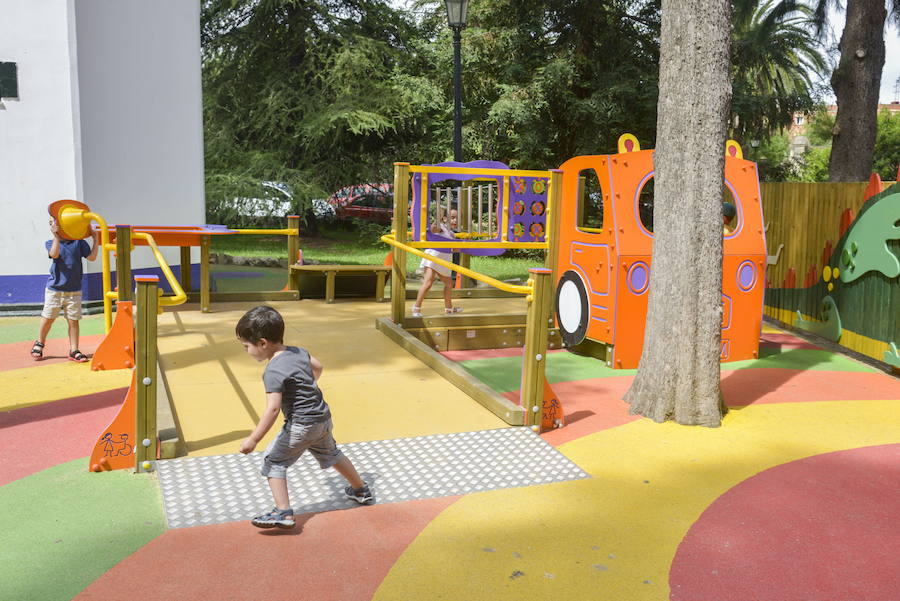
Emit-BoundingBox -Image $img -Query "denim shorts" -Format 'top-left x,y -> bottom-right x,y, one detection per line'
260,418 -> 345,479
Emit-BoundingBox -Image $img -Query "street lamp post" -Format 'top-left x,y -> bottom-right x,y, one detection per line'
445,0 -> 469,162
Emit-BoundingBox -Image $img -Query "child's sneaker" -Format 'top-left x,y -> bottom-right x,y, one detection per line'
250,507 -> 295,529
444,307 -> 463,315
344,483 -> 375,505
411,306 -> 423,317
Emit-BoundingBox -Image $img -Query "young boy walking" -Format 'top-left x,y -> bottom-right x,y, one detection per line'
236,305 -> 373,529
31,217 -> 99,362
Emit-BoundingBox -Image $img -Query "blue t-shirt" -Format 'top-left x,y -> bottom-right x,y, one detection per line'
46,239 -> 91,292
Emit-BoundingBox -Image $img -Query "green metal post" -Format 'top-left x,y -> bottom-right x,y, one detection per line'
134,275 -> 159,473
391,163 -> 410,323
115,225 -> 133,303
520,268 -> 552,429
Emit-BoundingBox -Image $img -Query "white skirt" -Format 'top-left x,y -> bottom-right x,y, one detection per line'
421,248 -> 453,277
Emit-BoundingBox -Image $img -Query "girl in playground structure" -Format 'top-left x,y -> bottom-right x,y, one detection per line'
412,207 -> 463,317
31,217 -> 99,362
236,305 -> 373,529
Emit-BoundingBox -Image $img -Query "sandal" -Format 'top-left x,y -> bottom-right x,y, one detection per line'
444,307 -> 463,314
31,340 -> 44,361
68,349 -> 88,363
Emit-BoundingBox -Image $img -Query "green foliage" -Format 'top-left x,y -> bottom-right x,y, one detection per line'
805,108 -> 834,146
795,145 -> 831,182
729,0 -> 827,140
200,0 -> 831,203
873,109 -> 900,181
351,218 -> 393,247
460,0 -> 662,163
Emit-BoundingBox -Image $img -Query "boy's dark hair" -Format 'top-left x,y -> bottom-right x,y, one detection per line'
235,305 -> 284,344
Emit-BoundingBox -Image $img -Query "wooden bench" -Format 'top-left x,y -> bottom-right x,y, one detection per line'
289,264 -> 391,303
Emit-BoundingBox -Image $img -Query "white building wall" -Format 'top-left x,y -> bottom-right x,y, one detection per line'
0,0 -> 204,295
73,0 -> 205,269
0,0 -> 81,278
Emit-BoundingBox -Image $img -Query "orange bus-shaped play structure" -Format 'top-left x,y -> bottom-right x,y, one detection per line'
553,134 -> 766,369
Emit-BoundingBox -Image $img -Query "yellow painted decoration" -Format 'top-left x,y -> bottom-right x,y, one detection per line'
828,282 -> 834,291
617,133 -> 641,153
832,266 -> 840,279
822,265 -> 832,282
725,139 -> 744,159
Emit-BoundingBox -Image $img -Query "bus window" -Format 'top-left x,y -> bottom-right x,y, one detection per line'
637,176 -> 654,233
723,184 -> 740,235
577,169 -> 604,234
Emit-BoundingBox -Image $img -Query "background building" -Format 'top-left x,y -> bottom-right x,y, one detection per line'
0,0 -> 204,307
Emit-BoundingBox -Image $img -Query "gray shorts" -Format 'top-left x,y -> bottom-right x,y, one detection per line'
260,418 -> 345,479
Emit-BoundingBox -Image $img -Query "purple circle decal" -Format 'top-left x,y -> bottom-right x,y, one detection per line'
737,261 -> 756,291
628,262 -> 649,294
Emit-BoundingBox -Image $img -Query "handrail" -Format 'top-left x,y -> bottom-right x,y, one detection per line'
131,233 -> 187,306
381,234 -> 532,296
84,212 -> 114,331
409,165 -> 552,178
233,228 -> 300,236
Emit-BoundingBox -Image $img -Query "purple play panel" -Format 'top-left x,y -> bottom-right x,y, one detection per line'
410,160 -> 548,257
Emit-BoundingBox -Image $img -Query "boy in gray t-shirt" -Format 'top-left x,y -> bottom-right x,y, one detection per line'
236,305 -> 373,529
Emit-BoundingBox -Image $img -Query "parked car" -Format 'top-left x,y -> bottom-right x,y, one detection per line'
327,183 -> 393,223
311,198 -> 336,222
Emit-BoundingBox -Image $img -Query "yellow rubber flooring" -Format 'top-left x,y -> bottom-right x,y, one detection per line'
157,297 -> 526,457
0,363 -> 130,412
373,399 -> 899,600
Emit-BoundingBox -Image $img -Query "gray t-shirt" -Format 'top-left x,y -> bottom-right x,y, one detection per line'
262,346 -> 331,424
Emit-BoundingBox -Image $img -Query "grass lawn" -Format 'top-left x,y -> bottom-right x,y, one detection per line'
211,225 -> 543,282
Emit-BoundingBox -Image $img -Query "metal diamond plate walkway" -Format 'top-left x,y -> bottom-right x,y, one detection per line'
157,427 -> 589,528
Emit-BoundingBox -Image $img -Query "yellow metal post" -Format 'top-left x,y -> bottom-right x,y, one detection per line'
134,275 -> 159,473
287,215 -> 300,265
520,268 -> 552,429
391,163 -> 410,323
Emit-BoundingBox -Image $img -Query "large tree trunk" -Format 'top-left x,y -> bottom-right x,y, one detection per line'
622,0 -> 731,427
828,0 -> 887,182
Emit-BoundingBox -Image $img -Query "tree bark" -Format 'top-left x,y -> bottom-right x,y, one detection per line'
622,0 -> 731,426
828,0 -> 887,182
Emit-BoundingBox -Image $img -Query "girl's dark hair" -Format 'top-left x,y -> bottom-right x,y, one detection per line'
235,305 -> 284,344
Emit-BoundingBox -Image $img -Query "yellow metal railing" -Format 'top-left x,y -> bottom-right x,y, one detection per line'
381,234 -> 532,297
233,228 -> 299,236
87,213 -> 188,331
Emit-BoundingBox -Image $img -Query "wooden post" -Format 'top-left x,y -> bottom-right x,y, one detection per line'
180,247 -> 192,293
200,234 -> 211,312
134,275 -> 159,473
391,163 -> 410,323
115,225 -> 133,303
520,268 -> 553,429
325,271 -> 336,303
376,271 -> 387,301
544,169 -> 563,275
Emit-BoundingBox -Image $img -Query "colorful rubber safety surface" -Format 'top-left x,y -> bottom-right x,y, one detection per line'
2,299 -> 899,601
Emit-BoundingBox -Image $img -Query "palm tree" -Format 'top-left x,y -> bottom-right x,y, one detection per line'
730,0 -> 828,141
